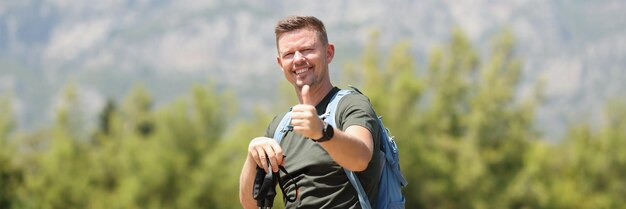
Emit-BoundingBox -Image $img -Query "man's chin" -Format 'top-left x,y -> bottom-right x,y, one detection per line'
295,80 -> 310,88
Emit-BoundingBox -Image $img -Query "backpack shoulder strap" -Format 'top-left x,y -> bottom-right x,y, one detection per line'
323,87 -> 373,209
273,111 -> 292,144
322,89 -> 354,123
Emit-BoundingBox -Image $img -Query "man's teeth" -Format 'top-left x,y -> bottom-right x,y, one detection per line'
296,68 -> 309,75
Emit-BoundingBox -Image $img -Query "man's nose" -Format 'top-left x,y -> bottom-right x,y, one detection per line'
293,51 -> 306,64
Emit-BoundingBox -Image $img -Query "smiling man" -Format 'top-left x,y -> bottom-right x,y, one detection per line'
239,16 -> 383,209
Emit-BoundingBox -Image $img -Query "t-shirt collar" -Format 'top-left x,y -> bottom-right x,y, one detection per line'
314,87 -> 340,115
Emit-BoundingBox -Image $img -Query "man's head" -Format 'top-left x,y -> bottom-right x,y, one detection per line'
275,16 -> 334,90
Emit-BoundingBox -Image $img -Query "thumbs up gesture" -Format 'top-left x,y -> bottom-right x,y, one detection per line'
291,85 -> 324,140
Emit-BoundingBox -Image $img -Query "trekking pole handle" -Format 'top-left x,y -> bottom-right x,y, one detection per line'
254,158 -> 277,209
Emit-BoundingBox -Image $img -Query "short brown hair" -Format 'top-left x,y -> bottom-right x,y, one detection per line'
274,16 -> 328,50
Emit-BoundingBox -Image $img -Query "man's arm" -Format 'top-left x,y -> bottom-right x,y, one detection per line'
318,125 -> 373,171
239,156 -> 258,209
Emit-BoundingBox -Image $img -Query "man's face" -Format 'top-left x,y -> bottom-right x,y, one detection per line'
276,28 -> 334,88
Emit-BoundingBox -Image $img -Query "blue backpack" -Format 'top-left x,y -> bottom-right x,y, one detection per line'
273,87 -> 408,209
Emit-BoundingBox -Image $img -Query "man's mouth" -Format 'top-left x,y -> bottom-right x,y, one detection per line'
295,67 -> 312,75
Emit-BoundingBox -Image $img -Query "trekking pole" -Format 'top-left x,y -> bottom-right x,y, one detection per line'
253,160 -> 277,209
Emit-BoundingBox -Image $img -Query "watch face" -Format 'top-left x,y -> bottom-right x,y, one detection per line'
325,123 -> 334,138
315,122 -> 333,142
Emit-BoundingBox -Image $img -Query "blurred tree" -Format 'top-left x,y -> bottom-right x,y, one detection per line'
0,93 -> 20,209
149,83 -> 235,208
96,99 -> 117,137
343,28 -> 542,209
121,85 -> 154,137
14,84 -> 94,209
89,82 -> 236,209
10,81 -> 239,209
0,94 -> 15,140
543,100 -> 626,209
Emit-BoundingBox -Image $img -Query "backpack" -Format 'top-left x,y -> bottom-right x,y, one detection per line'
272,87 -> 408,209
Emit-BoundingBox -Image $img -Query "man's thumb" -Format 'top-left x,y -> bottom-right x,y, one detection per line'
301,85 -> 311,105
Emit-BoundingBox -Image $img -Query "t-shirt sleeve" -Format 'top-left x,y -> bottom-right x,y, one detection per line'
336,93 -> 380,142
264,115 -> 280,138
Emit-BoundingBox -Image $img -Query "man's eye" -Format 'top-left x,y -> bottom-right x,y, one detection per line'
301,49 -> 313,54
283,53 -> 294,59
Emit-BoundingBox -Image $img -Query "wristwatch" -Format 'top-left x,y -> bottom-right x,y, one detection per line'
313,122 -> 334,142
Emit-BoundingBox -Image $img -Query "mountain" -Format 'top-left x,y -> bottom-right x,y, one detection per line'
1,0 -> 625,140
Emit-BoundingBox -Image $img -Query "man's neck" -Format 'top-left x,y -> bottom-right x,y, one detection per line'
297,82 -> 333,106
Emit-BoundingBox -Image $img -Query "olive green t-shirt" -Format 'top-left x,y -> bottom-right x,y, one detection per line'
265,87 -> 383,209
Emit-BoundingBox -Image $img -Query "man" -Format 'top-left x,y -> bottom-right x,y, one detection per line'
239,16 -> 383,209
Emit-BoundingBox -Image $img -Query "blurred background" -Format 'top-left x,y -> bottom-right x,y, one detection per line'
1,0 -> 625,208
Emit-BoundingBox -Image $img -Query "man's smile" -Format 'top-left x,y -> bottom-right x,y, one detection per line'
294,67 -> 312,76
296,68 -> 309,74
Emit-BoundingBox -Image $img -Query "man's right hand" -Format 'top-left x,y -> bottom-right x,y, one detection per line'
248,137 -> 284,173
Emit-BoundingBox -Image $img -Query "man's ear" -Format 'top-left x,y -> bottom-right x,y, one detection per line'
276,56 -> 283,71
326,43 -> 335,64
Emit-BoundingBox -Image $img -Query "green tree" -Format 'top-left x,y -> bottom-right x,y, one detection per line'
15,84 -> 94,209
85,82 -> 236,209
149,83 -> 235,208
0,93 -> 20,209
343,28 -> 541,209
543,100 -> 626,209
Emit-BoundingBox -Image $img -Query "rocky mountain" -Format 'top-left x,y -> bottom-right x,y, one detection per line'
1,0 -> 625,140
